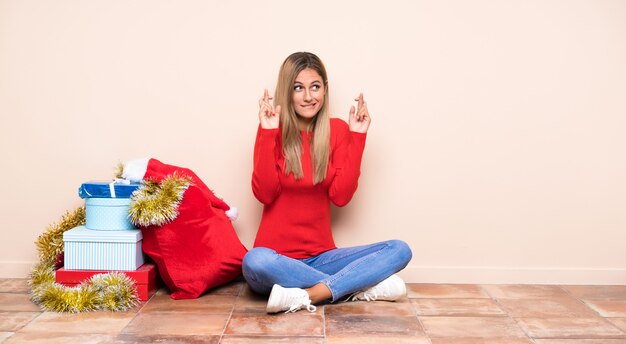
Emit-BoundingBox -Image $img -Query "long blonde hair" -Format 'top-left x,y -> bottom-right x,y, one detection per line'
275,52 -> 330,184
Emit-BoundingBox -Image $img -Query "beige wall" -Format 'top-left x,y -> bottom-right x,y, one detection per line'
1,0 -> 625,283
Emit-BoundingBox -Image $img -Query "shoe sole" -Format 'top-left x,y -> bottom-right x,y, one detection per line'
266,284 -> 283,313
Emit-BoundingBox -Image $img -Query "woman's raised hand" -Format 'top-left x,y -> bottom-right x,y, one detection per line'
348,93 -> 371,133
258,89 -> 281,129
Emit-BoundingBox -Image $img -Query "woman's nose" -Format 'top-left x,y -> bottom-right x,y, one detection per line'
304,89 -> 312,101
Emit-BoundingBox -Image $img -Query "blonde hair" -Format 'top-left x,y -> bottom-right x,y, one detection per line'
275,52 -> 330,184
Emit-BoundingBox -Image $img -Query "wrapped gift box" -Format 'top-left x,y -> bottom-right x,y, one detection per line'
85,197 -> 136,230
78,180 -> 141,199
55,263 -> 160,300
63,226 -> 144,271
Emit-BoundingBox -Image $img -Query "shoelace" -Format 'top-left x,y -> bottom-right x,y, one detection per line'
285,300 -> 317,313
346,289 -> 380,302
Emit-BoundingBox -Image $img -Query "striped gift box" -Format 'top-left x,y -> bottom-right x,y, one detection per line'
63,226 -> 144,271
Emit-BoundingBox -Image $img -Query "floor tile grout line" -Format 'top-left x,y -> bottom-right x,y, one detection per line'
321,304 -> 327,343
560,284 -> 626,334
559,284 -> 603,315
479,285 -> 537,342
601,317 -> 626,335
410,299 -> 434,344
407,290 -> 435,342
500,312 -> 535,342
103,298 -> 143,339
217,283 -> 244,341
478,284 -> 494,299
576,295 -> 610,318
510,316 -> 626,341
11,311 -> 43,333
410,290 -> 521,317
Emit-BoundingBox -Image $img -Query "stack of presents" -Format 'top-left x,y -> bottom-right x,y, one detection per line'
55,180 -> 161,300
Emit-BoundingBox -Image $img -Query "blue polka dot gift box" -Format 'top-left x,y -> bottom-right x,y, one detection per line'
78,180 -> 141,230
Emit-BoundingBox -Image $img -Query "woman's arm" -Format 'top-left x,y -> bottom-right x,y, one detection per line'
252,90 -> 282,204
329,93 -> 371,206
329,126 -> 367,206
252,126 -> 282,204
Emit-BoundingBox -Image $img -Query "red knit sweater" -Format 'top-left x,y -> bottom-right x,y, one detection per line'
252,118 -> 367,259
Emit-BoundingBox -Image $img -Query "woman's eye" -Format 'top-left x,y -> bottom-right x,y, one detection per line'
294,85 -> 303,91
312,85 -> 320,91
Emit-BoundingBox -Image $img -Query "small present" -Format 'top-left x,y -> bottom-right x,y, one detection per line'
85,197 -> 136,230
55,263 -> 161,300
63,226 -> 144,271
78,180 -> 141,199
79,180 -> 140,230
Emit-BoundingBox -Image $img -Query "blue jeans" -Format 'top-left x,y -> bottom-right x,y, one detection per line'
242,240 -> 412,302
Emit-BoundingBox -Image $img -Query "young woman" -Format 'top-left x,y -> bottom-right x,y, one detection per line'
243,52 -> 412,313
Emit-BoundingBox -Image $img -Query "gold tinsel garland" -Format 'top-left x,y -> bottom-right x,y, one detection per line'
128,173 -> 192,227
29,207 -> 139,312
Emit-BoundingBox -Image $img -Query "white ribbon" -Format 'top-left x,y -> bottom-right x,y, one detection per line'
108,178 -> 131,198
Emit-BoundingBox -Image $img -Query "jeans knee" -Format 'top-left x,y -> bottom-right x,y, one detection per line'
388,239 -> 412,266
242,247 -> 275,275
242,247 -> 279,295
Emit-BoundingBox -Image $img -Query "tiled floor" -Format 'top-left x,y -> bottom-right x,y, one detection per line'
1,278 -> 626,343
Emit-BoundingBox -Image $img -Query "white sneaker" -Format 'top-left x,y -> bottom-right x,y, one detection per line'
266,284 -> 317,314
349,274 -> 407,302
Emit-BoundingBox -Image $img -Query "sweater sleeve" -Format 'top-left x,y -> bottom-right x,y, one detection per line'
329,124 -> 367,207
251,125 -> 282,205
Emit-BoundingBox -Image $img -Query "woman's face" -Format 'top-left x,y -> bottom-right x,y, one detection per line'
292,68 -> 325,124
